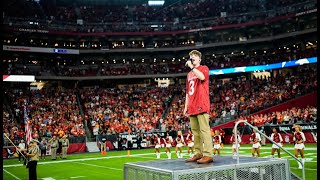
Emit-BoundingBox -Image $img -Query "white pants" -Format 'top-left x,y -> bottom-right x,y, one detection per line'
176,143 -> 183,148
155,144 -> 161,149
166,144 -> 172,148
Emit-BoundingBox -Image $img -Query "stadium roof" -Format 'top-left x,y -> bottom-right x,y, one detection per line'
56,0 -> 192,6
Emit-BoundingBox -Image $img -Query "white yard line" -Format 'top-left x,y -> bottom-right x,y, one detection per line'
290,167 -> 317,171
70,176 -> 86,179
74,162 -> 123,171
3,169 -> 21,180
3,148 -> 317,168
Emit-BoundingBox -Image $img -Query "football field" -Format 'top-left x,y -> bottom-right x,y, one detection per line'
3,144 -> 317,180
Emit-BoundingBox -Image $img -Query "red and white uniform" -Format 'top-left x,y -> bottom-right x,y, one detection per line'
230,134 -> 241,149
294,132 -> 306,150
186,133 -> 194,147
213,135 -> 221,149
176,135 -> 184,148
186,65 -> 210,115
154,137 -> 161,149
164,136 -> 173,148
250,132 -> 261,148
270,132 -> 283,149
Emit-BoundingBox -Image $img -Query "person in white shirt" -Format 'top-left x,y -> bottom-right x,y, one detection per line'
250,128 -> 261,157
17,139 -> 26,162
293,125 -> 306,169
230,130 -> 241,159
270,128 -> 283,158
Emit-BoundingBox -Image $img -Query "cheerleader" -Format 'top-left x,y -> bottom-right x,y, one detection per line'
154,134 -> 162,159
250,128 -> 261,157
270,128 -> 283,158
231,130 -> 241,159
213,130 -> 221,156
186,129 -> 194,157
175,131 -> 185,158
163,133 -> 173,159
293,125 -> 306,169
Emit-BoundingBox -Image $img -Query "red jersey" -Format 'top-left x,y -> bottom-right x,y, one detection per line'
294,132 -> 302,141
213,135 -> 221,143
176,135 -> 183,143
154,137 -> 160,145
186,65 -> 210,115
273,133 -> 281,143
187,133 -> 193,142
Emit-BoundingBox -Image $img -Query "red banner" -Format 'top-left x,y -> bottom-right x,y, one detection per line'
67,143 -> 86,154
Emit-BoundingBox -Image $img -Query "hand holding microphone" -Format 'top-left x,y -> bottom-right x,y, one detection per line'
185,58 -> 193,69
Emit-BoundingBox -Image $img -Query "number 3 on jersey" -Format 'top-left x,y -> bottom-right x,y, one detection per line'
189,80 -> 195,96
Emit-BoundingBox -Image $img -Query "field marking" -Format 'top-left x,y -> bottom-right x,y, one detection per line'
70,176 -> 86,179
42,178 -> 56,180
290,167 -> 317,171
3,169 -> 21,180
3,149 -> 317,168
3,153 -> 155,168
74,162 -> 123,171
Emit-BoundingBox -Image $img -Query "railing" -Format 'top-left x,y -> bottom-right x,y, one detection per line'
234,120 -> 305,180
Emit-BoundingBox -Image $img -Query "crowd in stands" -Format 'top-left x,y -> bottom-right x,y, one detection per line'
4,88 -> 86,144
3,105 -> 21,146
80,86 -> 179,137
3,0 -> 315,32
3,63 -> 317,144
240,106 -> 317,127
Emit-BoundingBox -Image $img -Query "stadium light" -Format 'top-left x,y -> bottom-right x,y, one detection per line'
148,0 -> 165,6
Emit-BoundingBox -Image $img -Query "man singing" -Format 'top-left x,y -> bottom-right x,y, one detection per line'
184,50 -> 213,164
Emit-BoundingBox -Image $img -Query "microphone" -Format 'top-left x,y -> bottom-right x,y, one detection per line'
185,58 -> 193,66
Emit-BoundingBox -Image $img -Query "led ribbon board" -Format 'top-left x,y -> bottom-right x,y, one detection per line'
3,75 -> 35,82
209,57 -> 317,75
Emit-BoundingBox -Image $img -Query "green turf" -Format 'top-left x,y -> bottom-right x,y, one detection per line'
3,144 -> 317,180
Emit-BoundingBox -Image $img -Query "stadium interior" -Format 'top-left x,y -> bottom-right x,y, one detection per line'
2,0 -> 317,180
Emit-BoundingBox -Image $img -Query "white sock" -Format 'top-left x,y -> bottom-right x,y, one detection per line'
189,153 -> 192,157
168,152 -> 171,159
180,153 -> 183,158
271,155 -> 274,158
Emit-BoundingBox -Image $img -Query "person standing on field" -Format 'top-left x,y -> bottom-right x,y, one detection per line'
60,135 -> 69,159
